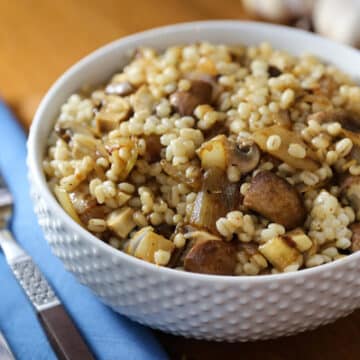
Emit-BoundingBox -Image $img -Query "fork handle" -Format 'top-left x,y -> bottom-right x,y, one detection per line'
38,304 -> 95,360
0,229 -> 27,264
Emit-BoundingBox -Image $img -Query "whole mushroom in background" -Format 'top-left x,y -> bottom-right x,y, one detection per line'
313,0 -> 360,48
242,0 -> 360,48
242,0 -> 314,22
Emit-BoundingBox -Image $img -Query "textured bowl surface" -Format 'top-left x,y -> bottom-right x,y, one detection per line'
28,21 -> 360,341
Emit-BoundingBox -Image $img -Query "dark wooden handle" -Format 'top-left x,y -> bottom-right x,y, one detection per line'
38,304 -> 95,360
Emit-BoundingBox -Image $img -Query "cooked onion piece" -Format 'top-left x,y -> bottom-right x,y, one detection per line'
54,185 -> 82,225
190,168 -> 240,234
253,125 -> 320,171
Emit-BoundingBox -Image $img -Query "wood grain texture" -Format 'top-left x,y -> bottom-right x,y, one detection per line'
1,1 -> 359,359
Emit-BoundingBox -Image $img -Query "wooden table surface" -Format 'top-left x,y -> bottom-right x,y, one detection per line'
1,1 -> 359,359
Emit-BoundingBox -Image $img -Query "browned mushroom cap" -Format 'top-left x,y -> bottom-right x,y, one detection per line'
184,240 -> 237,275
185,72 -> 222,101
170,79 -> 213,116
168,225 -> 213,268
350,223 -> 360,252
243,170 -> 306,229
340,175 -> 360,213
228,138 -> 260,174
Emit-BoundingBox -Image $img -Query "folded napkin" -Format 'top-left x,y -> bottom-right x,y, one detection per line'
0,101 -> 168,360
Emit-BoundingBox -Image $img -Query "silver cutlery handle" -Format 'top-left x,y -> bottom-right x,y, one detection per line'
0,230 -> 95,359
0,229 -> 27,264
0,331 -> 15,360
11,258 -> 60,312
0,229 -> 60,311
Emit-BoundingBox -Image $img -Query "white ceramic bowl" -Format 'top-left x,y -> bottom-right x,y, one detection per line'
27,21 -> 360,341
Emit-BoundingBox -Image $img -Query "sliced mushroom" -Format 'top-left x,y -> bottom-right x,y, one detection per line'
105,81 -> 135,96
350,223 -> 360,252
243,170 -> 306,229
190,167 -> 240,234
197,135 -> 260,174
168,227 -> 222,268
185,72 -> 222,101
228,138 -> 260,174
184,240 -> 237,275
340,175 -> 360,213
170,79 -> 213,116
95,96 -> 132,133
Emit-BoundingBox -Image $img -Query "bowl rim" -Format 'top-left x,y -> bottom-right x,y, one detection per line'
28,20 -> 360,283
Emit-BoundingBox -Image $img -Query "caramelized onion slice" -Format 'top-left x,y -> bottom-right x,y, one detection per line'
308,109 -> 360,147
54,185 -> 82,225
161,160 -> 202,190
190,167 -> 240,234
253,125 -> 319,171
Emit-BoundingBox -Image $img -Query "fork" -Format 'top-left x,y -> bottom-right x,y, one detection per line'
0,172 -> 95,360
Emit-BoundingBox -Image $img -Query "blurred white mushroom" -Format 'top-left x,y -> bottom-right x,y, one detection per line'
242,0 -> 314,22
313,0 -> 360,47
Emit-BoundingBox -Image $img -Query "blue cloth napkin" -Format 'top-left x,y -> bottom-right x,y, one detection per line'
0,101 -> 168,360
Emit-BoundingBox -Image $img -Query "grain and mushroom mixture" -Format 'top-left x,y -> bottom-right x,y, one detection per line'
43,42 -> 360,276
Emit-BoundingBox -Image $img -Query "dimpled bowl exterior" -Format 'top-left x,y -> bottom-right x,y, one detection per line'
28,21 -> 360,341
